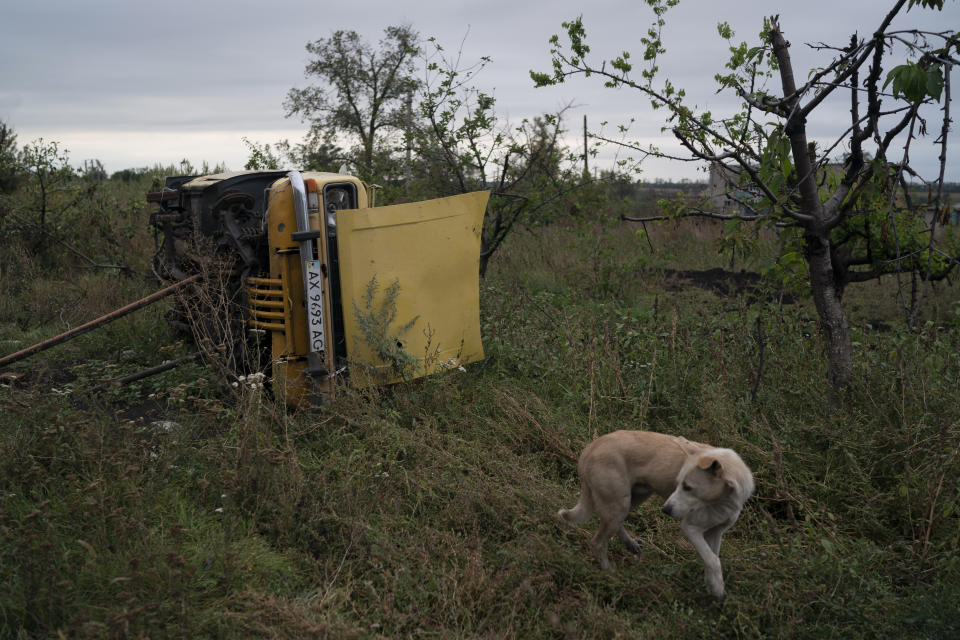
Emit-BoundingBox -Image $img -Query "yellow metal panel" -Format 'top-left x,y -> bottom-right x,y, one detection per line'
336,191 -> 489,386
260,173 -> 369,407
263,176 -> 339,406
264,178 -> 309,406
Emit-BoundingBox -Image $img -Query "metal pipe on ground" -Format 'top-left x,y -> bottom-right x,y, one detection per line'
0,274 -> 202,369
88,351 -> 203,393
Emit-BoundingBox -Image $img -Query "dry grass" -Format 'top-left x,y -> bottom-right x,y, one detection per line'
1,180 -> 959,638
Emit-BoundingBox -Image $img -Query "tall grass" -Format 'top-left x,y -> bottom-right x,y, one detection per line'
1,209 -> 958,637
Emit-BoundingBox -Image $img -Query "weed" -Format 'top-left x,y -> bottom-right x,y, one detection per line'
351,275 -> 420,382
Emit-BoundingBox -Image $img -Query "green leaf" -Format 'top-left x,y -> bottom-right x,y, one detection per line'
908,0 -> 944,9
925,66 -> 945,101
884,63 -> 937,102
746,46 -> 765,62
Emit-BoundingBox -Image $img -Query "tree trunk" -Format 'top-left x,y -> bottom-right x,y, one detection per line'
770,21 -> 854,397
805,234 -> 852,390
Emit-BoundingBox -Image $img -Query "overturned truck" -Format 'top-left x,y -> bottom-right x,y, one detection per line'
148,171 -> 489,406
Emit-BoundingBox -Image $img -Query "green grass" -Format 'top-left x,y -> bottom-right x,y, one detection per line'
1,204 -> 959,638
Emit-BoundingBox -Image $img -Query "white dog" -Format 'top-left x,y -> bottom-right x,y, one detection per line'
559,430 -> 754,600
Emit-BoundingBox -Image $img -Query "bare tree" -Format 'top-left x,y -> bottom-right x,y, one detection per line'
413,37 -> 582,276
534,0 -> 958,394
16,139 -> 76,239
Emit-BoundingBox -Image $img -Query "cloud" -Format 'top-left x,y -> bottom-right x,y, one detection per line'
1,0 -> 955,177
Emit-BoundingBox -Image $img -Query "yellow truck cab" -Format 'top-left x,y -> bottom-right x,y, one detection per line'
149,170 -> 488,406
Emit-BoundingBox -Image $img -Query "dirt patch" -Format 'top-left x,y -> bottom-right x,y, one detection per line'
1,356 -> 177,424
114,396 -> 167,423
655,267 -> 795,302
0,357 -> 78,389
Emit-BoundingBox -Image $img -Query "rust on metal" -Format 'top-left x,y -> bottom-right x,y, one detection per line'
0,274 -> 202,369
145,188 -> 181,203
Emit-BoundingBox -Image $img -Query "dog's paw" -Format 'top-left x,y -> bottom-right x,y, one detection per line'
622,538 -> 642,555
705,573 -> 725,601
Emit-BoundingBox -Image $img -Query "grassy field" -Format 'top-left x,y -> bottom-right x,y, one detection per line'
1,186 -> 959,638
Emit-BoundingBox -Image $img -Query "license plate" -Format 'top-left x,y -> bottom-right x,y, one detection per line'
305,260 -> 326,353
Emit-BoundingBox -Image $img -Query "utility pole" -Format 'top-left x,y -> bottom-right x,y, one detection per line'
405,89 -> 413,196
583,114 -> 589,177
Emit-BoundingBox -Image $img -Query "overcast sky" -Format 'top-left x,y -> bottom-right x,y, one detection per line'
1,0 -> 956,180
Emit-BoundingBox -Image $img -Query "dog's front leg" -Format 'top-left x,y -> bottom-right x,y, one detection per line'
680,522 -> 724,601
704,522 -> 729,556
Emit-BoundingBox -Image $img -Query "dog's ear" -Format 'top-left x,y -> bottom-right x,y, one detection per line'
699,456 -> 738,490
697,456 -> 722,475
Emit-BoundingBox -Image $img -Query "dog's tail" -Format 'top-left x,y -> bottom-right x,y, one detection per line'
558,484 -> 594,525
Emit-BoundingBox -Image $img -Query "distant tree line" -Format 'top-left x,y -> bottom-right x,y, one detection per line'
0,121 -> 237,273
